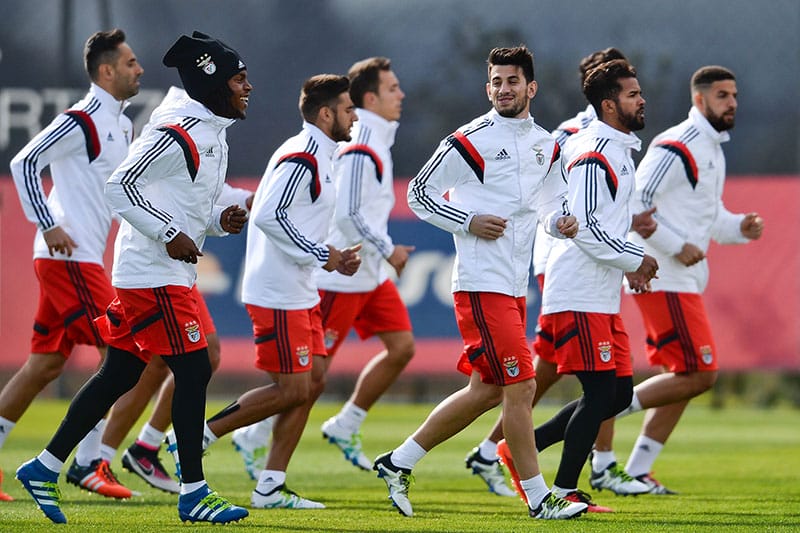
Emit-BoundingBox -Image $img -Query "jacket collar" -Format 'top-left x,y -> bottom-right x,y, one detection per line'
689,106 -> 731,144
302,121 -> 339,158
585,118 -> 642,152
488,108 -> 535,134
89,83 -> 131,115
355,108 -> 399,147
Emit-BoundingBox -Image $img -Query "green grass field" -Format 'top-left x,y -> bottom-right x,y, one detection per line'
1,398 -> 798,532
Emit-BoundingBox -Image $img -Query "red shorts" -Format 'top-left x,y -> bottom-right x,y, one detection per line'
97,285 -> 208,363
31,259 -> 115,357
246,304 -> 325,374
318,279 -> 412,357
550,311 -> 632,377
192,285 -> 216,336
633,292 -> 717,372
453,292 -> 534,386
531,274 -> 557,364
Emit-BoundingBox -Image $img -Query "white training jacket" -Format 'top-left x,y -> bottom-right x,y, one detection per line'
10,84 -> 133,265
533,105 -> 599,276
317,108 -> 399,293
629,107 -> 748,294
408,108 -> 570,298
543,119 -> 645,315
242,122 -> 338,310
106,87 -> 235,289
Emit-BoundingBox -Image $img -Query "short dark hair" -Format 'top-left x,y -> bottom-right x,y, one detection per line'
299,74 -> 350,123
582,59 -> 637,117
691,65 -> 736,92
348,57 -> 391,108
84,29 -> 127,81
487,45 -> 534,83
579,47 -> 627,84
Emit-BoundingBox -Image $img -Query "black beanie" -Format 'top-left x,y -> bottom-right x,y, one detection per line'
162,31 -> 246,103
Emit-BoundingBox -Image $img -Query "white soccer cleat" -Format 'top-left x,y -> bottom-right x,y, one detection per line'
589,462 -> 650,495
250,484 -> 325,509
373,452 -> 414,517
464,447 -> 516,497
232,427 -> 269,480
529,492 -> 588,519
321,416 -> 372,471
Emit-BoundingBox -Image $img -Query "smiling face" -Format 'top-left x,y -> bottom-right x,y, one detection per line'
486,64 -> 537,119
226,70 -> 252,119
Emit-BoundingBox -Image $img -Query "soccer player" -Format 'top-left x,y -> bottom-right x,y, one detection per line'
467,47 -> 631,500
592,65 -> 764,494
372,45 -> 586,520
166,74 -> 361,510
15,31 -> 252,524
1,29 -> 143,501
506,59 -> 658,510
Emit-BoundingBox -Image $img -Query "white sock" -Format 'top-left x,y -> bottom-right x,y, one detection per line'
551,484 -> 574,498
390,437 -> 427,470
337,401 -> 367,434
592,450 -> 617,472
75,419 -> 105,467
625,435 -> 664,477
37,449 -> 64,473
244,417 -> 274,442
181,480 -> 206,495
100,444 -> 117,464
137,422 -> 166,449
202,423 -> 218,450
0,416 -> 16,449
521,474 -> 550,509
257,469 -> 286,492
616,392 -> 643,419
478,438 -> 499,461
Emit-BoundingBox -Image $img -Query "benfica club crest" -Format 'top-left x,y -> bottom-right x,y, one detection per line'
598,341 -> 612,363
503,356 -> 520,377
185,321 -> 201,343
297,346 -> 310,367
700,345 -> 714,365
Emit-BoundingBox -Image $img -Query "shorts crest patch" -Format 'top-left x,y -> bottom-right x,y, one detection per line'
324,328 -> 339,350
297,345 -> 310,367
185,320 -> 201,343
598,341 -> 612,363
503,356 -> 520,378
700,345 -> 713,365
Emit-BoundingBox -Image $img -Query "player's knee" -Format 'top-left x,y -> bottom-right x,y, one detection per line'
692,370 -> 718,395
386,335 -> 415,365
26,354 -> 66,385
206,334 -> 221,372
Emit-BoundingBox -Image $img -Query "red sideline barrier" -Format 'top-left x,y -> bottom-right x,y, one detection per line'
1,176 -> 798,375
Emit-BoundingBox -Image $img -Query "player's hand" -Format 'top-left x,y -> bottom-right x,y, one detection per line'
625,272 -> 652,293
675,242 -> 705,266
556,215 -> 578,238
635,253 -> 659,281
740,212 -> 764,240
388,244 -> 415,277
337,244 -> 362,276
221,205 -> 248,234
632,206 -> 658,238
323,244 -> 343,272
166,232 -> 203,263
468,214 -> 507,240
43,226 -> 78,257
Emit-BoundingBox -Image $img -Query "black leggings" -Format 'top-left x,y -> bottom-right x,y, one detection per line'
534,372 -> 633,489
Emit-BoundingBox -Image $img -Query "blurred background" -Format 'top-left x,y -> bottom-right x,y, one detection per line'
1,0 -> 798,405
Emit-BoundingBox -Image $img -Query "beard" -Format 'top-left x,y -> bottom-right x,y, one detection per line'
330,118 -> 352,142
706,108 -> 735,131
619,106 -> 645,132
494,95 -> 528,118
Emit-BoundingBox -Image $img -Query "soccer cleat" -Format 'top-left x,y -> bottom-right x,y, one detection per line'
164,430 -> 182,482
373,452 -> 414,517
495,438 -> 527,504
589,461 -> 650,495
66,458 -> 132,499
0,468 -> 14,501
563,489 -> 614,513
529,491 -> 588,519
635,473 -> 678,495
250,484 -> 325,509
464,447 -> 516,497
321,416 -> 372,471
15,458 -> 66,524
178,484 -> 249,523
232,427 -> 269,480
122,443 -> 180,494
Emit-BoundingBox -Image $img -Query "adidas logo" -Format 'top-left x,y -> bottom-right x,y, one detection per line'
325,175 -> 332,183
107,132 -> 114,142
639,444 -> 650,452
708,161 -> 714,169
204,147 -> 215,157
620,164 -> 630,176
495,148 -> 511,160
